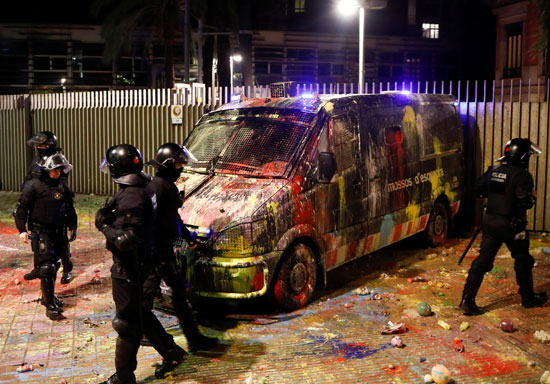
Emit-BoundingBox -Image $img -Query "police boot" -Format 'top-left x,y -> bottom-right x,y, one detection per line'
517,270 -> 548,308
175,297 -> 218,352
54,295 -> 64,308
154,346 -> 188,379
40,277 -> 64,321
99,373 -> 136,384
60,271 -> 73,285
459,272 -> 484,316
24,268 -> 40,281
60,256 -> 74,284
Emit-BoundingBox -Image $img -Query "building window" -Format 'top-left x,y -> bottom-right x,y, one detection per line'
504,22 -> 522,78
295,0 -> 305,13
422,23 -> 439,39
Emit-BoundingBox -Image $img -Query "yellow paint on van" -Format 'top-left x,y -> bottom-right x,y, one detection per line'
267,201 -> 280,247
338,175 -> 346,228
402,106 -> 416,128
405,203 -> 421,221
324,101 -> 334,113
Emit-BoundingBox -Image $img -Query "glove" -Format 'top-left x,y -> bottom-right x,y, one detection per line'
95,207 -> 111,231
178,189 -> 185,201
69,228 -> 77,242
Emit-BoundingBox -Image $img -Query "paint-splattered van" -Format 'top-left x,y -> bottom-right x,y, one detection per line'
176,91 -> 464,311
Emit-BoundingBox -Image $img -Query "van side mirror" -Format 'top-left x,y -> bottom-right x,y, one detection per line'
318,152 -> 336,183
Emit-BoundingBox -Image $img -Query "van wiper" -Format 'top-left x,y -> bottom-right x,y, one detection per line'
207,155 -> 221,174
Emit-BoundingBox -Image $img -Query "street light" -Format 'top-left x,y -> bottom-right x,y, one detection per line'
336,0 -> 387,94
230,54 -> 242,95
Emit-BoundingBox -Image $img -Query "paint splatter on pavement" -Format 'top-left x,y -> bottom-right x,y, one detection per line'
0,191 -> 549,383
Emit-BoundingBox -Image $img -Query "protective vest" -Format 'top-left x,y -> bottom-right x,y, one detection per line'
146,175 -> 184,242
106,184 -> 156,273
31,180 -> 69,227
484,164 -> 534,218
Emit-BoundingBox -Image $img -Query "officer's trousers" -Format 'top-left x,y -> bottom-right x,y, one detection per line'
463,214 -> 535,299
30,229 -> 64,308
111,270 -> 181,383
145,240 -> 203,344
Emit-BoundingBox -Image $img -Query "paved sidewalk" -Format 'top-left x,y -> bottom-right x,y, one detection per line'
0,191 -> 549,384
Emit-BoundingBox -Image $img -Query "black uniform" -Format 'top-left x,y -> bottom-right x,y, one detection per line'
14,174 -> 77,320
145,170 -> 216,352
98,176 -> 185,384
22,154 -> 73,281
461,162 -> 544,313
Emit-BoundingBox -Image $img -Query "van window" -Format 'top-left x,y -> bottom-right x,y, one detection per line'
419,103 -> 460,156
332,116 -> 358,171
183,108 -> 317,177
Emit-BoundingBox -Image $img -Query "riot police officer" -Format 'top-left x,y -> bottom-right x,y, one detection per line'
460,138 -> 548,315
14,154 -> 77,321
23,131 -> 74,285
145,143 -> 217,354
95,144 -> 187,384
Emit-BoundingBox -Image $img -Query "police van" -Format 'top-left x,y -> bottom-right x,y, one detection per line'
175,88 -> 464,311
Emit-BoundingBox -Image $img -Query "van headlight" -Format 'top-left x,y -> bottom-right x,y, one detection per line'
212,223 -> 253,256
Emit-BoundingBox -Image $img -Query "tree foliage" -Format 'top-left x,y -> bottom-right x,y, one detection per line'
92,0 -> 185,88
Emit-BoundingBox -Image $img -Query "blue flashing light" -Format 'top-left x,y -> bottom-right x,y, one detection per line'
301,93 -> 315,99
400,90 -> 411,95
231,94 -> 241,102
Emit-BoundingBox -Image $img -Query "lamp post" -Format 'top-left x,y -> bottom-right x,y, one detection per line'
336,0 -> 387,94
230,54 -> 242,95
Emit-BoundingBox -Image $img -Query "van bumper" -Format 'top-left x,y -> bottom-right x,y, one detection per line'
192,251 -> 283,299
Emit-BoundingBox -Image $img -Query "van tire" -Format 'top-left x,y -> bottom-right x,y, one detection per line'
272,243 -> 317,311
425,201 -> 448,247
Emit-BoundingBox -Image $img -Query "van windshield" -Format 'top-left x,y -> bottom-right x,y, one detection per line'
183,108 -> 317,177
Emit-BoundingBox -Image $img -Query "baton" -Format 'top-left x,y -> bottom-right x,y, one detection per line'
458,227 -> 481,265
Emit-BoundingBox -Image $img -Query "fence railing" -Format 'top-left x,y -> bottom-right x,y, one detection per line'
1,79 -> 549,231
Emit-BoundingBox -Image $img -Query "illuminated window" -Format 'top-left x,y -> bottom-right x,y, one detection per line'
295,0 -> 305,13
422,23 -> 439,39
504,22 -> 522,78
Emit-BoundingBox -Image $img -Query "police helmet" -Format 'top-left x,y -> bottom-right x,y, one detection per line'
27,131 -> 59,154
497,138 -> 542,165
41,154 -> 72,174
145,143 -> 196,169
100,144 -> 151,185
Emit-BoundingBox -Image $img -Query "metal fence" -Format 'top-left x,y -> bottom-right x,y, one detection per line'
1,79 -> 549,231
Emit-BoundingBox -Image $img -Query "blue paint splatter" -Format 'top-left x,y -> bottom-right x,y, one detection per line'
305,335 -> 390,359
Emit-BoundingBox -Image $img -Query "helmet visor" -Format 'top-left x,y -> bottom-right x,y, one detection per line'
182,146 -> 197,164
100,157 -> 110,174
530,143 -> 542,156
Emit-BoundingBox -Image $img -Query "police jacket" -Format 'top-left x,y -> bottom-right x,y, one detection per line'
103,181 -> 156,275
474,163 -> 535,219
146,173 -> 193,244
14,176 -> 77,233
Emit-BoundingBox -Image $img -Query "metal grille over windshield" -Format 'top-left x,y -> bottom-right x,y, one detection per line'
184,109 -> 316,177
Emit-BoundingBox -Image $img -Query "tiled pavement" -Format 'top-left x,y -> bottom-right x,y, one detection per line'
1,190 -> 550,383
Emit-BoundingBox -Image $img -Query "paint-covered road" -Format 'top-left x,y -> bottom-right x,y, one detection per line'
0,191 -> 549,383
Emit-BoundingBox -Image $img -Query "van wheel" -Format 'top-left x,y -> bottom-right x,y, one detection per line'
272,243 -> 317,311
425,201 -> 448,247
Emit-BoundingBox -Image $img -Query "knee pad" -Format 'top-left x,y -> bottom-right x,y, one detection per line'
112,316 -> 140,339
514,254 -> 535,270
40,263 -> 57,277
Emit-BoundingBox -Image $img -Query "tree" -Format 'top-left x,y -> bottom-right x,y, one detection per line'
92,0 -> 185,88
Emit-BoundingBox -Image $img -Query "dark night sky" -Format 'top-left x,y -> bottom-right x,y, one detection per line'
0,0 -> 99,24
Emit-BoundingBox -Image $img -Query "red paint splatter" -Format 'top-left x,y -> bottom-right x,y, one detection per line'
453,353 -> 524,377
0,223 -> 18,234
